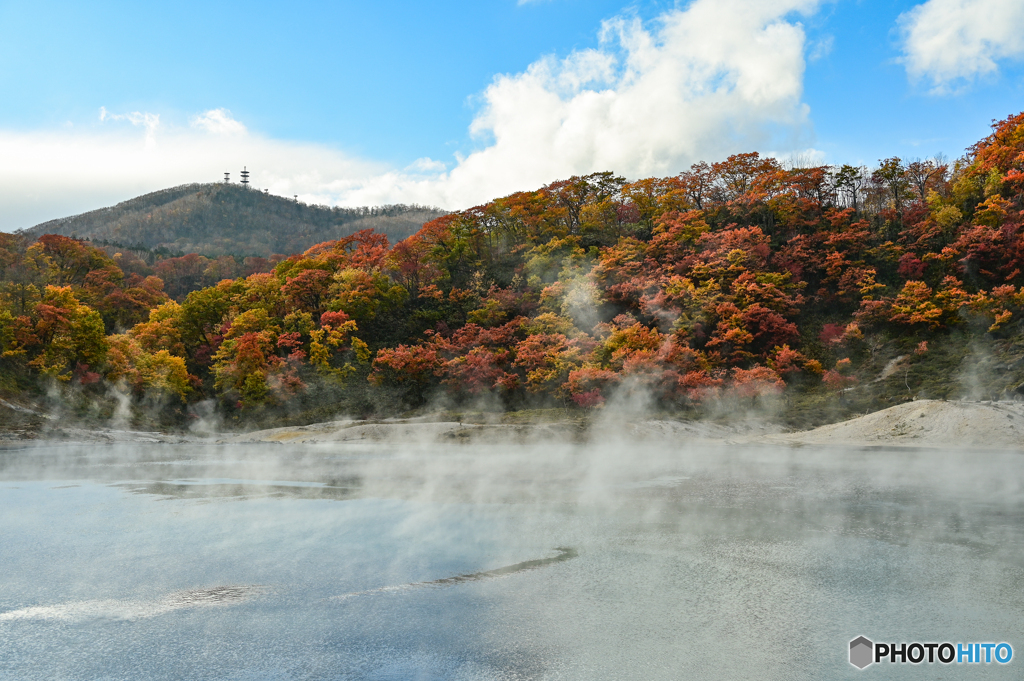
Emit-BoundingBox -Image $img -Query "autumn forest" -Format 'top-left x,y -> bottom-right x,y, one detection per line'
4,112 -> 1024,428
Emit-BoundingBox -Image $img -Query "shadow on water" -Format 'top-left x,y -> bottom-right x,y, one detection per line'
335,547 -> 579,600
115,478 -> 362,501
0,549 -> 578,623
162,585 -> 265,607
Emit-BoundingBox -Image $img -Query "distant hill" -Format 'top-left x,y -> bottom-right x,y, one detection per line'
19,183 -> 446,257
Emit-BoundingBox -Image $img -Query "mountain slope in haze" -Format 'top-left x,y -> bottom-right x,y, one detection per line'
19,183 -> 446,257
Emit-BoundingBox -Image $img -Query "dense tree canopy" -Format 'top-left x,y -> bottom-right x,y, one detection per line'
5,112 -> 1024,419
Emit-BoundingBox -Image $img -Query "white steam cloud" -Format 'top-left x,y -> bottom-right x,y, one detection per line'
0,0 -> 822,232
899,0 -> 1024,92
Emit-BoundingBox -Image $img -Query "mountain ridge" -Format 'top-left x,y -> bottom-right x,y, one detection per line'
19,183 -> 446,257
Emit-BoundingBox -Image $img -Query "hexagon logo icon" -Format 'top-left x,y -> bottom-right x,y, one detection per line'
850,636 -> 873,669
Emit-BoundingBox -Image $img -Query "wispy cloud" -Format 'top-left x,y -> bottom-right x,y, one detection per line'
899,0 -> 1024,93
404,157 -> 447,173
98,106 -> 161,147
808,35 -> 834,62
190,108 -> 247,135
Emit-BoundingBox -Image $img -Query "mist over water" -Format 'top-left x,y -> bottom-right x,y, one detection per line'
1,437 -> 1022,679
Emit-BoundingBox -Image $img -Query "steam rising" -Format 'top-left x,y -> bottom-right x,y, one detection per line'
1,423 -> 1022,678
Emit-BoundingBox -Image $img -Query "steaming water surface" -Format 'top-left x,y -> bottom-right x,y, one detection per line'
1,438 -> 1022,679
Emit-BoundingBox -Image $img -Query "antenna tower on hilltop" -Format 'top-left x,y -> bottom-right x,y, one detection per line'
240,167 -> 250,187
224,172 -> 230,183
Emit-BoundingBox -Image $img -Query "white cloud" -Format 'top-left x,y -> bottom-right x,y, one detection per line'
0,119 -> 386,231
191,108 -> 247,135
340,0 -> 822,208
1,0 -> 824,231
98,106 -> 161,147
808,35 -> 834,62
899,0 -> 1024,92
404,157 -> 447,173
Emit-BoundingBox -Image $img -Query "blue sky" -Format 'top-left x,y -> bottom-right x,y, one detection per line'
1,0 -> 1023,231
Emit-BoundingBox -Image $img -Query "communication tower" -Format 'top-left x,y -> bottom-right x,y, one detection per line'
224,172 -> 230,183
240,167 -> 250,187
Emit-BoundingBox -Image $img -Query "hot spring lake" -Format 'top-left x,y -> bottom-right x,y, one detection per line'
1,438 -> 1022,679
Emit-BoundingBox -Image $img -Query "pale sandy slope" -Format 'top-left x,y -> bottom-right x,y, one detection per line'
760,399 -> 1024,449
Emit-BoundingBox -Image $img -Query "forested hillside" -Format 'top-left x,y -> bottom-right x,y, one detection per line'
20,183 -> 445,257
4,112 -> 1024,429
